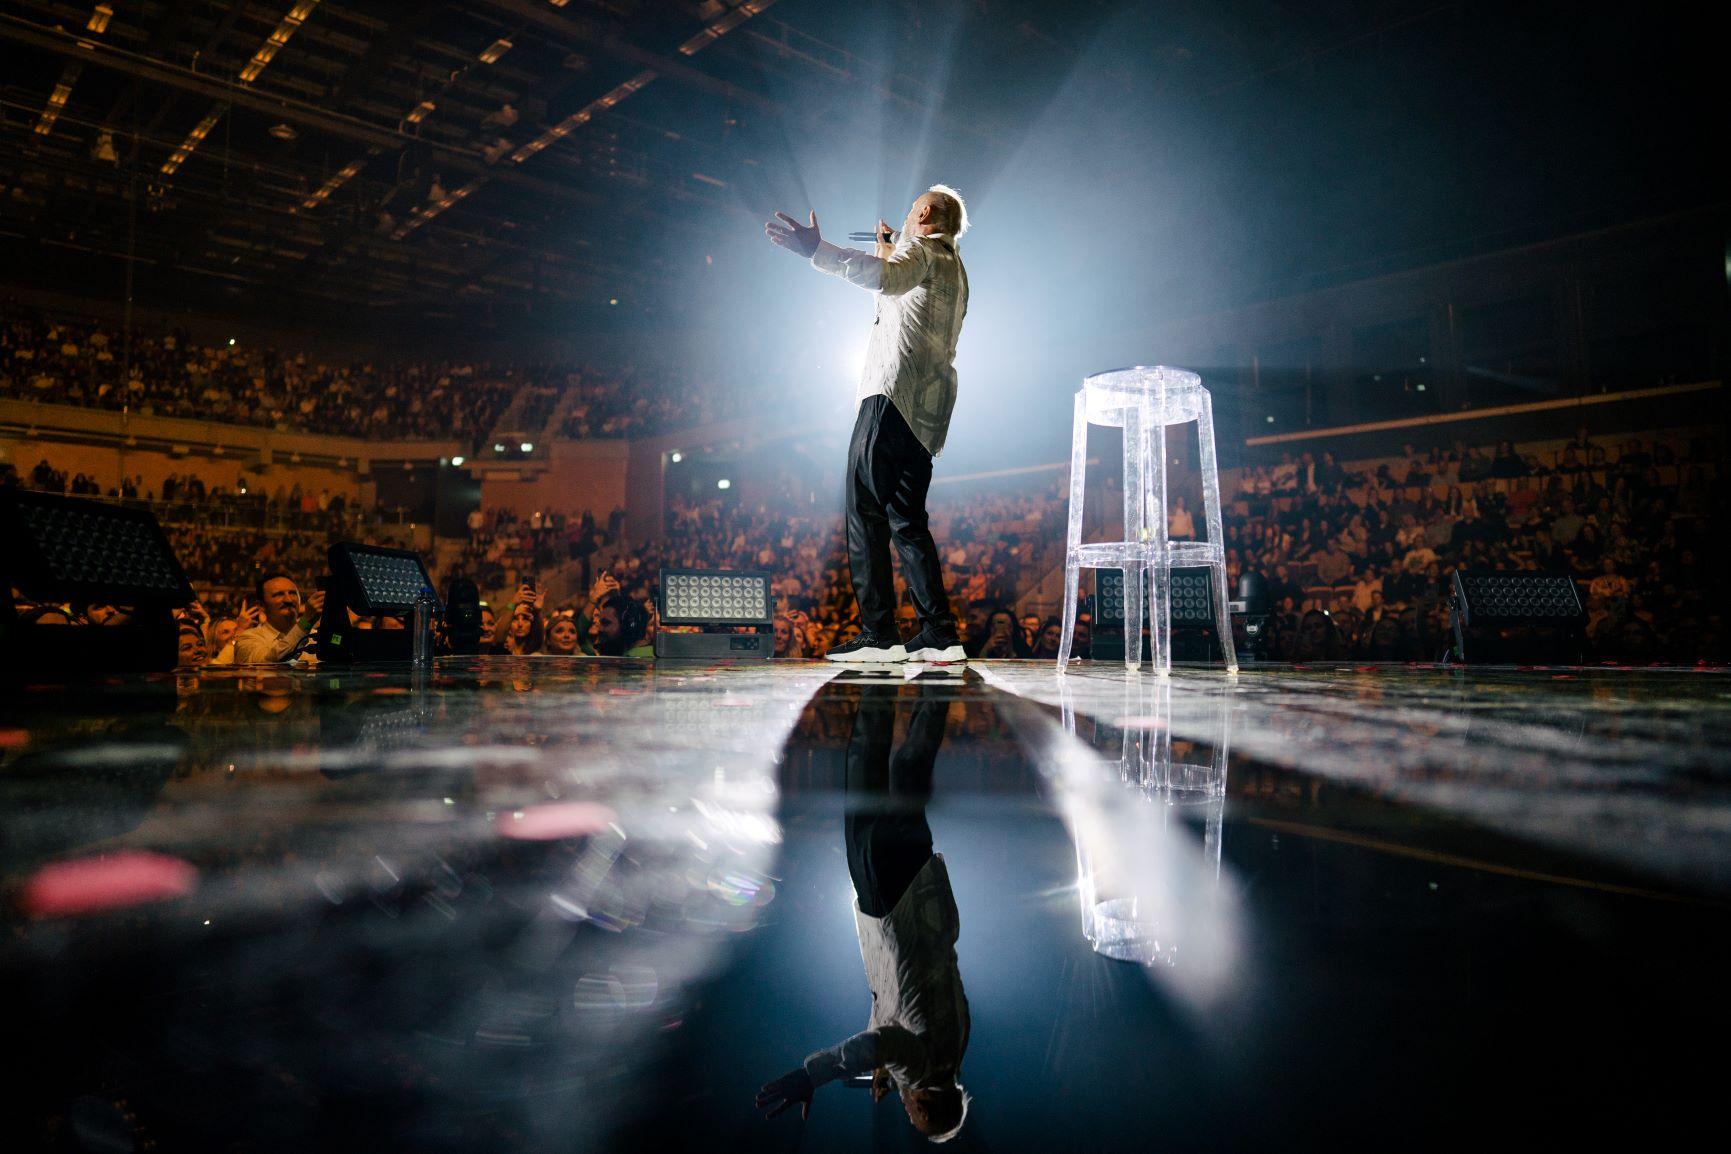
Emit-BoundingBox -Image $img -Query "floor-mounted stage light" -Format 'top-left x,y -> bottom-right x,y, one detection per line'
654,568 -> 772,659
1090,567 -> 1223,663
316,542 -> 441,664
0,490 -> 194,673
1229,571 -> 1272,663
1448,569 -> 1585,664
1095,568 -> 1128,625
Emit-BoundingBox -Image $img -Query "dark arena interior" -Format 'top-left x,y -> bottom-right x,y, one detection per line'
1,2 -> 1727,1151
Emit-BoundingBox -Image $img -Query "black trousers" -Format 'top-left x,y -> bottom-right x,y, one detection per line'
846,395 -> 953,639
844,683 -> 950,918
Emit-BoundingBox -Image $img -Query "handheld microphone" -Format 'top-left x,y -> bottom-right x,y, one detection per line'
847,230 -> 897,243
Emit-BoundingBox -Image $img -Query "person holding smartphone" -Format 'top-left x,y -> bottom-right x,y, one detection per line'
233,572 -> 325,663
500,581 -> 544,655
583,570 -> 652,658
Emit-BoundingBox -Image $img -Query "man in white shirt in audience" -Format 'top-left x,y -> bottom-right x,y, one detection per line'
233,571 -> 325,663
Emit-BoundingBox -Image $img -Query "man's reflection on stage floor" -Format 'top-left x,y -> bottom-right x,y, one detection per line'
756,677 -> 971,1143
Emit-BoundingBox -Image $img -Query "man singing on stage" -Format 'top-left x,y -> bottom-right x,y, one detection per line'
764,186 -> 971,664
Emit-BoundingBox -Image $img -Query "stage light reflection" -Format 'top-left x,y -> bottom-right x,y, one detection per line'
981,665 -> 1243,1007
21,850 -> 199,918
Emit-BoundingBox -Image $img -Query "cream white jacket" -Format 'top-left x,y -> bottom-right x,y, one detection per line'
810,233 -> 969,457
802,853 -> 970,1093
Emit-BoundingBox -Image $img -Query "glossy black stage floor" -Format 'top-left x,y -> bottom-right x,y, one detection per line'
2,658 -> 1727,1151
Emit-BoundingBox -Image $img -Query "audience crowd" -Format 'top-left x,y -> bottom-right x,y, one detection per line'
1,300 -> 523,442
1227,429 -> 1721,662
4,424 -> 1721,666
555,367 -> 765,439
2,301 -> 761,446
421,482 -> 1062,661
9,457 -> 389,532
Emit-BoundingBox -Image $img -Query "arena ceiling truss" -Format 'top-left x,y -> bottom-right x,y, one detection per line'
0,1 -> 1459,327
0,1 -> 827,321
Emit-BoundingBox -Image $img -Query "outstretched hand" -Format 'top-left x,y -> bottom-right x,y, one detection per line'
755,1068 -> 815,1121
764,210 -> 821,259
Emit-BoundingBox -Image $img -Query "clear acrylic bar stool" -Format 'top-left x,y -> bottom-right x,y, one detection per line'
1057,366 -> 1238,675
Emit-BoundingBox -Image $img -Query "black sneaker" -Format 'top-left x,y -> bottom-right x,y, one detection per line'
826,632 -> 908,663
904,625 -> 966,664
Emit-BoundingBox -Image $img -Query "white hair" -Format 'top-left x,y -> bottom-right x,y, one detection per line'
926,183 -> 970,239
923,1084 -> 971,1144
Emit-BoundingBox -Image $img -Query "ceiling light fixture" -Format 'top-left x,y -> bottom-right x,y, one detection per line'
34,80 -> 74,136
391,0 -> 770,238
240,1 -> 320,85
299,156 -> 367,211
165,2 -> 320,179
679,0 -> 775,56
391,175 -> 482,239
160,109 -> 221,175
510,71 -> 656,165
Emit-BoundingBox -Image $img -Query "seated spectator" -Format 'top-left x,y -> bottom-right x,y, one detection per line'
1169,496 -> 1196,541
773,613 -> 808,658
497,584 -> 545,655
1587,557 -> 1632,609
1271,454 -> 1298,495
1291,609 -> 1345,662
589,591 -> 652,657
233,572 -> 324,662
975,608 -> 1021,659
1030,617 -> 1064,660
961,601 -> 998,658
474,604 -> 502,652
177,622 -> 209,667
207,602 -> 263,664
1313,539 -> 1352,587
1313,451 -> 1343,493
1400,443 -> 1431,487
83,602 -> 133,626
544,613 -> 583,656
1019,613 -> 1041,654
1490,440 -> 1530,478
208,614 -> 242,654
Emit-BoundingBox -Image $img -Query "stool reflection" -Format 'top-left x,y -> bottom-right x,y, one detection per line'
1062,675 -> 1232,966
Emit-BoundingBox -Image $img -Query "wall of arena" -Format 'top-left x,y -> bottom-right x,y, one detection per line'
475,438 -> 632,524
